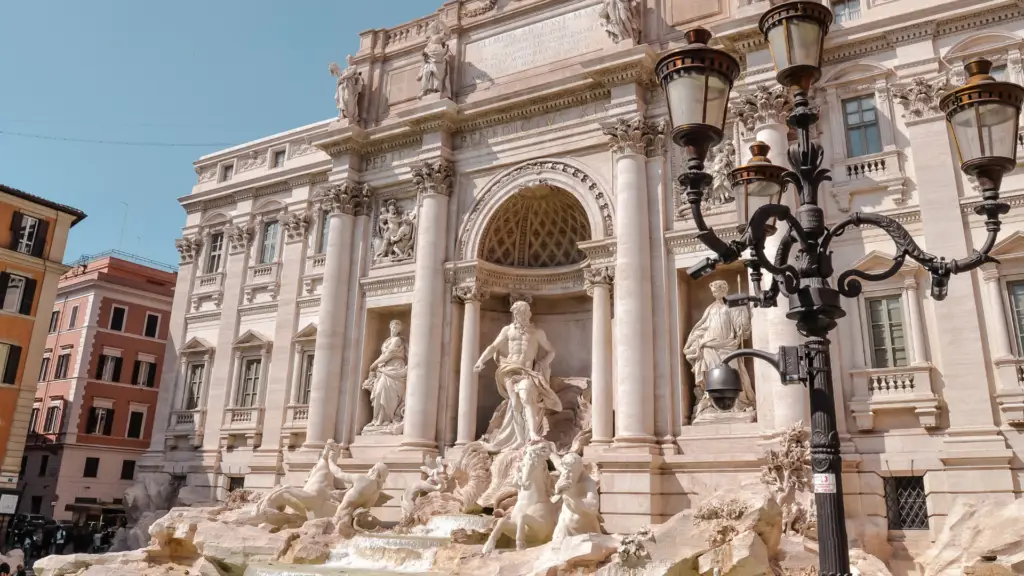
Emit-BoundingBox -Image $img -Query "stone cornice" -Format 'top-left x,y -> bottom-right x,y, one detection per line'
181,170 -> 330,214
446,259 -> 587,296
360,272 -> 416,298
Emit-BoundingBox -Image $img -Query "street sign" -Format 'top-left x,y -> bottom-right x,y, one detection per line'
0,493 -> 19,515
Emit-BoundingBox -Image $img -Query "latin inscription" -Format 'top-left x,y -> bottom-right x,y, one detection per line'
461,5 -> 608,88
457,101 -> 605,149
364,148 -> 415,172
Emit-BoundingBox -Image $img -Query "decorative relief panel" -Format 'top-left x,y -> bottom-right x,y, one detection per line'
372,197 -> 418,267
671,121 -> 740,220
361,273 -> 416,299
236,150 -> 268,173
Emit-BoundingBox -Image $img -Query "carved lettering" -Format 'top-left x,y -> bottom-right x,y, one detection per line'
363,148 -> 414,172
461,5 -> 609,88
457,102 -> 603,149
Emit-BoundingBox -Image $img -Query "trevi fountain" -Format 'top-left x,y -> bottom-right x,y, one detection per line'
24,0 -> 1024,574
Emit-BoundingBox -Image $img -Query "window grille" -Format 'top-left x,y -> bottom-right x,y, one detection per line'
884,476 -> 929,530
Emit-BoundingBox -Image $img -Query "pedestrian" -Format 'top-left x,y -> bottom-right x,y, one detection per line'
0,562 -> 10,576
54,526 -> 65,555
13,564 -> 24,576
91,530 -> 102,553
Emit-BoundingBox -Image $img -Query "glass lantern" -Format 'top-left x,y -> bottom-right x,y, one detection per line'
732,142 -> 787,235
759,1 -> 833,91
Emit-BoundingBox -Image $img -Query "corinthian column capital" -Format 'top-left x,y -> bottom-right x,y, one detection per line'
175,235 -> 202,264
413,159 -> 455,198
603,116 -> 663,156
730,83 -> 792,136
453,283 -> 489,303
584,266 -> 615,296
313,181 -> 372,216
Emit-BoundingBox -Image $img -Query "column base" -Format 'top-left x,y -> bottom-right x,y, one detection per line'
610,434 -> 659,454
399,437 -> 439,454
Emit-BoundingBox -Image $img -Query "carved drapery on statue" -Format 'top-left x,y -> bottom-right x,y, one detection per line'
598,0 -> 640,44
361,319 -> 407,435
329,56 -> 364,123
418,19 -> 453,99
683,280 -> 755,423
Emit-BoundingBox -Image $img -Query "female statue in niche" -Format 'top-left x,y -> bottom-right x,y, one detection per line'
361,319 -> 407,434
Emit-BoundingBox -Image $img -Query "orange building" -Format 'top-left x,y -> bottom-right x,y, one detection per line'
17,253 -> 175,521
0,184 -> 85,497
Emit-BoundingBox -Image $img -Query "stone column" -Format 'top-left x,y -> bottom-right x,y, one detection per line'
303,183 -> 367,448
585,267 -> 615,446
903,272 -> 929,365
982,267 -> 1013,361
402,159 -> 454,452
454,283 -> 487,446
733,84 -> 806,431
603,117 -> 658,447
290,344 -> 304,404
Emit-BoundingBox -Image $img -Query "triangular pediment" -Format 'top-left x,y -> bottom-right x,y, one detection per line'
180,337 -> 214,354
989,230 -> 1024,260
232,329 -> 271,349
848,250 -> 920,274
293,322 -> 318,341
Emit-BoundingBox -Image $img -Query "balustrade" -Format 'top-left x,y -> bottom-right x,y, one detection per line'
849,364 -> 940,431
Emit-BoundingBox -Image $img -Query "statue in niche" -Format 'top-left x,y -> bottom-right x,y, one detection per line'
418,19 -> 452,99
373,200 -> 416,263
361,319 -> 407,434
598,0 -> 641,44
683,280 -> 754,422
474,301 -> 562,453
329,56 -> 363,123
705,139 -> 737,207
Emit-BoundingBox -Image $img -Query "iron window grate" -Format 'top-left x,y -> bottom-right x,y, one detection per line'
884,475 -> 929,530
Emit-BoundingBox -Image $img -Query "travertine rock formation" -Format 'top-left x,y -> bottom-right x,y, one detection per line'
919,498 -> 1024,575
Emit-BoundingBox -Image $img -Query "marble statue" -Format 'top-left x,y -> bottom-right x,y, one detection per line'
252,440 -> 346,520
474,300 -> 562,453
683,280 -> 754,421
329,56 -> 363,123
332,461 -> 391,533
598,0 -> 641,44
418,19 -> 452,99
374,200 -> 416,263
706,140 -> 737,206
361,319 -> 408,434
482,441 -> 561,553
400,456 -> 448,523
550,452 -> 602,542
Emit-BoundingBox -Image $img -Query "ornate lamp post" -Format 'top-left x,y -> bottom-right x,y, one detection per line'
656,2 -> 1024,575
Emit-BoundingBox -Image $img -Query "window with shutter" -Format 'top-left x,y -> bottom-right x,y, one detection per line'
109,305 -> 127,331
18,277 -> 35,316
1,343 -> 21,385
28,407 -> 39,432
112,357 -> 123,382
39,356 -> 50,381
55,353 -> 71,379
43,405 -> 60,432
8,212 -> 23,251
2,274 -> 25,313
144,313 -> 160,338
31,219 -> 49,257
68,305 -> 79,329
49,311 -> 60,333
103,409 -> 115,436
127,411 -> 144,439
12,213 -> 40,255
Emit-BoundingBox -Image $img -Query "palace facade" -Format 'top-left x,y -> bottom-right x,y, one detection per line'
144,0 -> 1024,569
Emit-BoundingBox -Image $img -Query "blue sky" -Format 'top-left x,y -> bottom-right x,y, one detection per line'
0,0 -> 431,267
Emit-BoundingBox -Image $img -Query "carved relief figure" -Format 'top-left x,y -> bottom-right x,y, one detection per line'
706,140 -> 737,207
474,301 -> 562,453
418,19 -> 452,99
329,57 -> 363,122
550,452 -> 602,542
482,441 -> 561,553
373,200 -> 417,263
598,0 -> 641,44
683,280 -> 754,421
361,320 -> 407,434
400,456 -> 448,524
251,440 -> 346,521
332,462 -> 391,534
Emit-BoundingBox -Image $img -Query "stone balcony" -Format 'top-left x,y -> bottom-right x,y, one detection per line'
849,364 -> 941,431
301,254 -> 326,296
829,149 -> 907,212
220,406 -> 264,448
993,357 -> 1024,426
190,272 -> 224,311
280,404 -> 309,448
165,409 -> 205,449
244,261 -> 280,303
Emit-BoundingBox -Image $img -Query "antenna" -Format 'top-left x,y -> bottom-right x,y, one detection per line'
117,202 -> 129,251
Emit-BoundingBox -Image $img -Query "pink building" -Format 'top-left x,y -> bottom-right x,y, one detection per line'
17,252 -> 176,522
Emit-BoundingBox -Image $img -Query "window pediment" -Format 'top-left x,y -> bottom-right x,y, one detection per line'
988,230 -> 1024,261
232,329 -> 271,350
845,250 -> 920,289
181,337 -> 215,355
293,322 -> 317,342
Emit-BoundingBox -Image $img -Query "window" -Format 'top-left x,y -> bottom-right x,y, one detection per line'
0,272 -> 35,315
228,476 -> 245,492
49,310 -> 60,333
109,305 -> 127,332
30,496 -> 42,515
120,460 -> 136,481
19,456 -> 26,480
884,476 -> 928,530
133,359 -> 157,388
236,358 -> 262,407
38,454 -> 48,477
96,354 -> 122,383
220,163 -> 234,182
843,95 -> 883,158
10,213 -> 47,257
28,407 -> 39,432
272,149 -> 286,169
126,410 -> 145,439
86,406 -> 115,436
68,305 -> 79,329
991,64 -> 1008,82
259,221 -> 279,264
317,209 -> 331,254
867,295 -> 908,368
144,313 -> 160,338
39,356 -> 50,381
83,457 -> 99,478
832,0 -> 861,24
206,232 -> 224,274
43,405 -> 61,433
185,363 -> 205,410
1009,281 -> 1024,355
0,342 -> 22,385
298,352 -> 314,404
54,353 -> 71,379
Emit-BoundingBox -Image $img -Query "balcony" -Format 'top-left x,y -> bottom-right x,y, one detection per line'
302,254 -> 326,296
244,261 -> 281,303
169,409 -> 205,434
281,404 -> 309,448
220,406 -> 264,449
993,357 -> 1024,426
191,272 -> 225,312
849,364 -> 940,431
829,149 -> 907,212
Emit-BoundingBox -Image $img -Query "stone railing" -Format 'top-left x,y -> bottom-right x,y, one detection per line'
283,404 -> 309,429
310,254 -> 326,269
993,357 -> 1024,426
223,406 -> 263,429
194,272 -> 224,293
829,149 -> 907,211
167,409 -> 205,444
849,364 -> 940,431
248,261 -> 280,285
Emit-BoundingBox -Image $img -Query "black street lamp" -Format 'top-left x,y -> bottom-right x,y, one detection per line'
656,2 -> 1024,575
